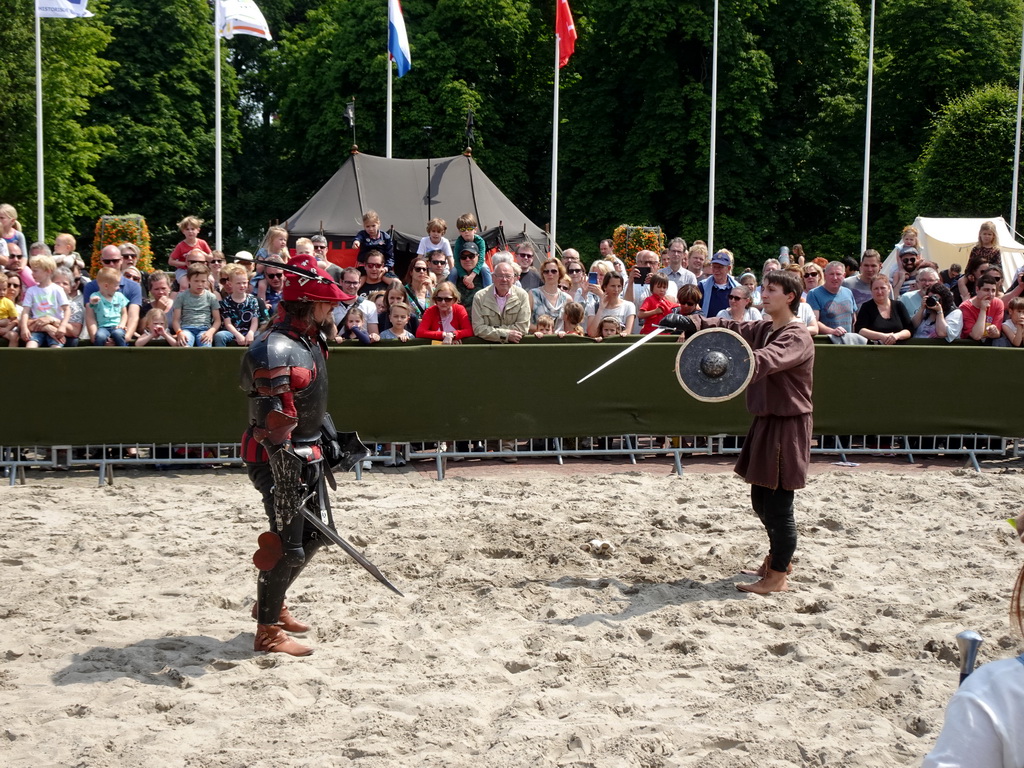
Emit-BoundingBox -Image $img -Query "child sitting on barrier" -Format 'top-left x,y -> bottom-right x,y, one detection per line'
86,267 -> 129,346
172,263 -> 220,347
134,308 -> 178,346
168,216 -> 211,291
20,255 -> 70,348
51,267 -> 83,346
215,264 -> 260,347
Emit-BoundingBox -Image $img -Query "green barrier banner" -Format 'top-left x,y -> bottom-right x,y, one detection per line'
3,340 -> 1022,445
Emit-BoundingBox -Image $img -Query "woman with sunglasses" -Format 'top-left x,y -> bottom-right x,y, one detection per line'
416,281 -> 473,344
801,263 -> 824,298
716,284 -> 762,322
403,257 -> 433,319
529,258 -> 569,331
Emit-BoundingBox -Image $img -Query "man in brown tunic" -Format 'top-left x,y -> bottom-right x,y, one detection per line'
665,269 -> 814,594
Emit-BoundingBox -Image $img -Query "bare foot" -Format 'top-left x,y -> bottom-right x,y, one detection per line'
739,556 -> 793,578
737,568 -> 789,594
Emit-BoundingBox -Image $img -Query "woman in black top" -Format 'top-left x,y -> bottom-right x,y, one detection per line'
854,274 -> 913,344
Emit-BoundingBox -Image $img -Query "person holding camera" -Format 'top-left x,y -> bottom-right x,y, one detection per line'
912,283 -> 962,341
624,249 -> 663,308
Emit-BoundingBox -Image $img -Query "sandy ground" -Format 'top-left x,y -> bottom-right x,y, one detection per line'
3,460 -> 1024,767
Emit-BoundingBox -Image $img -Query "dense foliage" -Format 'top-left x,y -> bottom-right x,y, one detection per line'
3,0 -> 1023,264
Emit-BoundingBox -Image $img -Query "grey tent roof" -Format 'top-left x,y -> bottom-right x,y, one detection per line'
285,153 -> 547,246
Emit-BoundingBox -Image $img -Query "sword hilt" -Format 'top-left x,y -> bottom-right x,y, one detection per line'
956,630 -> 984,686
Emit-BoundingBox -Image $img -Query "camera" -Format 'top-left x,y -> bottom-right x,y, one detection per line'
925,295 -> 939,309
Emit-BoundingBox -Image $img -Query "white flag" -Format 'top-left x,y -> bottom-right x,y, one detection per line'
216,0 -> 272,41
36,0 -> 94,19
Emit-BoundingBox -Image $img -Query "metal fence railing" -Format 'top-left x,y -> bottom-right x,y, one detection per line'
2,433 -> 1013,486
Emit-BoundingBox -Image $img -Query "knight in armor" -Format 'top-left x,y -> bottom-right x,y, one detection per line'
240,253 -> 352,656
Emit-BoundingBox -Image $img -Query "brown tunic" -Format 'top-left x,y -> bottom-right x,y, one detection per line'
691,317 -> 815,490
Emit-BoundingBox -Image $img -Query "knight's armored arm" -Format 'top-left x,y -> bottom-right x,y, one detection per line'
250,367 -> 309,564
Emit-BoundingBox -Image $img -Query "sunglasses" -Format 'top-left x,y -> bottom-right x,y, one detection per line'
125,274 -> 141,282
517,252 -> 533,258
187,260 -> 205,264
366,262 -> 385,268
542,269 -> 559,274
313,245 -> 328,250
804,272 -> 818,277
101,258 -> 121,264
567,268 -> 582,274
728,295 -> 745,301
209,259 -> 224,264
413,266 -> 428,273
459,253 -> 476,260
430,260 -> 446,266
266,273 -> 284,279
435,296 -> 454,303
680,300 -> 696,306
458,227 -> 475,232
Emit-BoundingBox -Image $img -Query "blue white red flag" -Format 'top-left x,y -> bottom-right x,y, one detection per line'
35,0 -> 93,19
216,0 -> 272,41
388,0 -> 411,77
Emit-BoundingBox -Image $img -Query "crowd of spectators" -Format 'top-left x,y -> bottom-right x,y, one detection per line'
3,204 -> 1023,350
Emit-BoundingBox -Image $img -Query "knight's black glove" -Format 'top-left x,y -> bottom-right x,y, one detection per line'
657,314 -> 697,337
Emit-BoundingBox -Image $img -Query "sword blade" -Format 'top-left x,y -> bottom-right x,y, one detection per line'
576,327 -> 667,385
297,505 -> 404,597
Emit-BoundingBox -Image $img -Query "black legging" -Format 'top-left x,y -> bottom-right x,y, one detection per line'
750,485 -> 797,573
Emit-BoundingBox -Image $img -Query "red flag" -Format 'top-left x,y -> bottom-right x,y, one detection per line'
556,0 -> 577,68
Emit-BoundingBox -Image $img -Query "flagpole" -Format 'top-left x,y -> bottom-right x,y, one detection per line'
707,0 -> 718,255
386,60 -> 393,158
35,10 -> 45,242
1013,10 -> 1024,234
860,0 -> 876,254
550,35 -> 560,256
214,24 -> 223,251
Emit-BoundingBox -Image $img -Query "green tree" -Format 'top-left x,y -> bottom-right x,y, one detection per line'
914,83 -> 1017,219
871,0 -> 1023,239
0,3 -> 114,239
88,0 -> 240,256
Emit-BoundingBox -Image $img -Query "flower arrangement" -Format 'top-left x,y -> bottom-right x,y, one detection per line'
92,215 -> 154,277
611,225 -> 664,270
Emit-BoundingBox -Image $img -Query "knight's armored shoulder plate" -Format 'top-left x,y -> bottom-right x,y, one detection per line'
240,329 -> 317,394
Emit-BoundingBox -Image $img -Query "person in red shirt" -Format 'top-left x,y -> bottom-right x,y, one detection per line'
637,273 -> 679,334
959,274 -> 1004,342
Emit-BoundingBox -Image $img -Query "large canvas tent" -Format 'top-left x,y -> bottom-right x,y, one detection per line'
285,152 -> 547,254
881,216 -> 1024,288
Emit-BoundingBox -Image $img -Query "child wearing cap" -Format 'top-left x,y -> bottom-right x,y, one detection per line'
453,213 -> 487,289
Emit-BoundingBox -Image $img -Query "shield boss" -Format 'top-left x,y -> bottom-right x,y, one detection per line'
674,327 -> 754,402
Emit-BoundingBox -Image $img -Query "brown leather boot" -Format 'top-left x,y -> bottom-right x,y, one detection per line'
251,603 -> 311,633
254,624 -> 313,656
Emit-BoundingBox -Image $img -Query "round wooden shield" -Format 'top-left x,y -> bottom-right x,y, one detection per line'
673,327 -> 754,402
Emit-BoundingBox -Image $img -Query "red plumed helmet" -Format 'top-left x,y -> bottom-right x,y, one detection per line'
280,254 -> 351,303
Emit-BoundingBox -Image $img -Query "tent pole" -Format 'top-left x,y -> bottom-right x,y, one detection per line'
860,0 -> 876,255
1013,11 -> 1024,234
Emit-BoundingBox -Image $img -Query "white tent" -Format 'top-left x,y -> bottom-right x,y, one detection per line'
882,216 -> 1024,289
